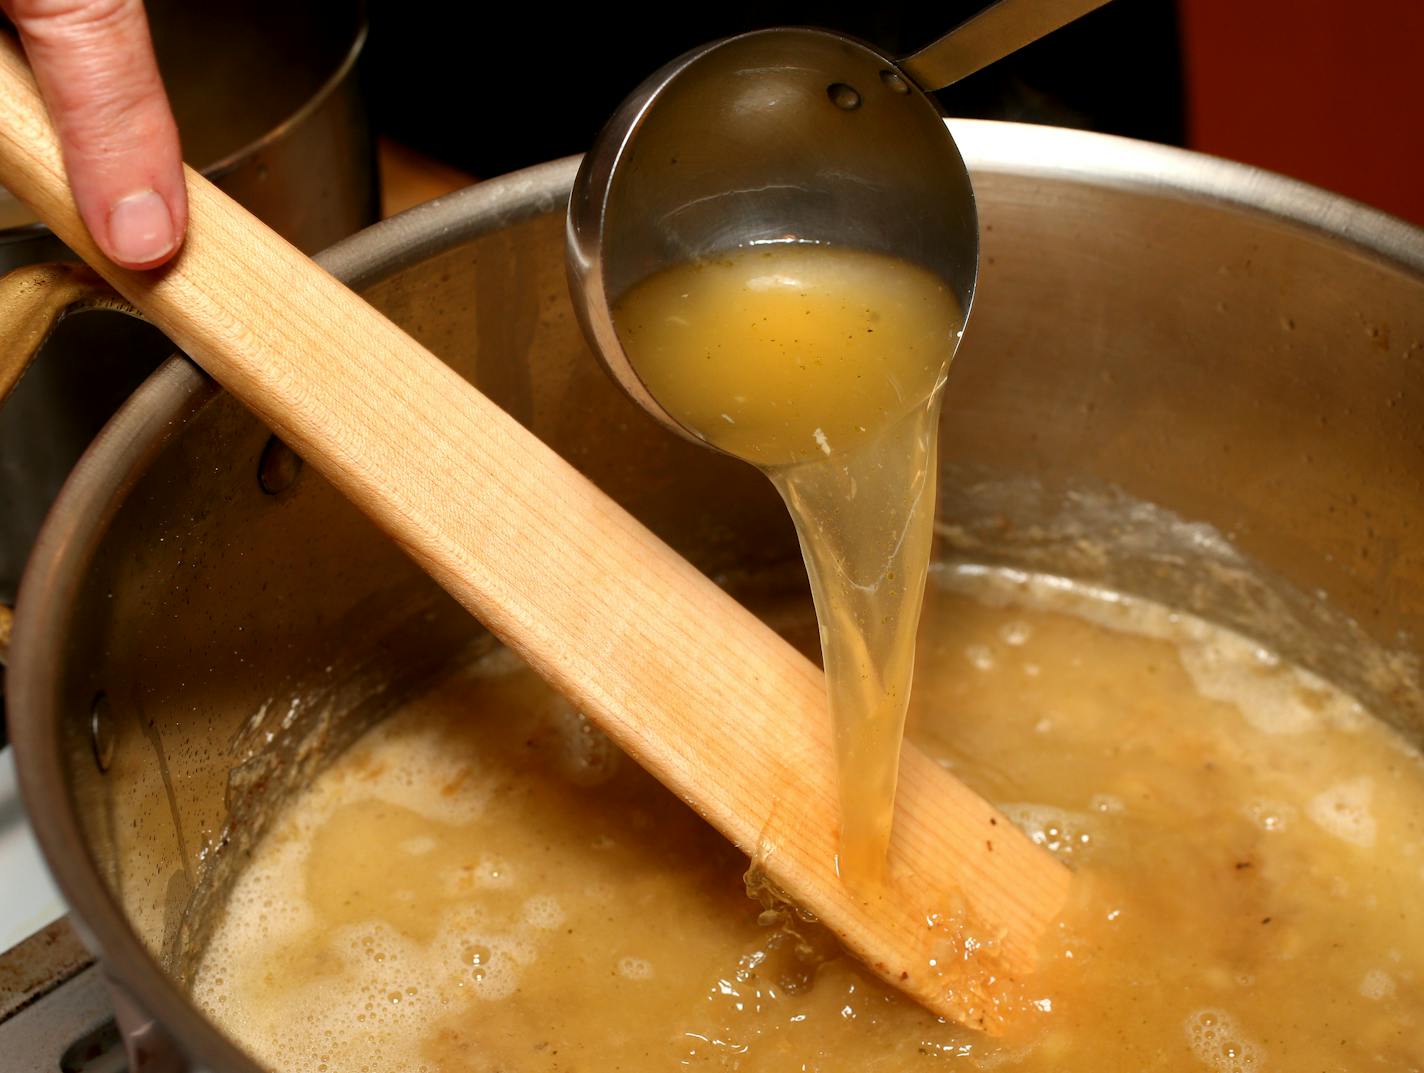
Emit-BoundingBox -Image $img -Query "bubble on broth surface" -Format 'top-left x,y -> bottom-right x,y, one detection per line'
1000,804 -> 1095,858
617,956 -> 655,980
1179,640 -> 1320,734
548,699 -> 623,787
523,895 -> 566,930
203,920 -> 438,1073
349,722 -> 495,826
1360,969 -> 1396,1000
999,620 -> 1033,646
1307,776 -> 1378,848
444,854 -> 515,893
401,834 -> 437,855
190,706 -> 576,1071
936,563 -> 1371,739
1184,1008 -> 1265,1073
1177,635 -> 1368,737
460,933 -> 536,1001
1242,798 -> 1296,832
964,643 -> 996,671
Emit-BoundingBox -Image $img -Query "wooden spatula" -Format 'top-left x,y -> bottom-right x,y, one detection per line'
0,34 -> 1068,1029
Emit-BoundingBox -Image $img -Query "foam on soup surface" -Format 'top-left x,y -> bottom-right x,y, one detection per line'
194,566 -> 1424,1071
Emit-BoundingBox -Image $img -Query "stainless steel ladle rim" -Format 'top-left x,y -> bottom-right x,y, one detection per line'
566,26 -> 969,448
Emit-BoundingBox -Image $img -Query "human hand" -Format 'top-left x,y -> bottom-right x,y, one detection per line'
3,0 -> 186,268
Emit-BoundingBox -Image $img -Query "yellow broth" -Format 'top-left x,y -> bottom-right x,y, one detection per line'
195,566 -> 1424,1071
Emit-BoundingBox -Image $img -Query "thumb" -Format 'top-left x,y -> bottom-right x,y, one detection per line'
5,0 -> 187,268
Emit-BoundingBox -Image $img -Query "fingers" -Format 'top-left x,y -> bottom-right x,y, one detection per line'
5,0 -> 186,268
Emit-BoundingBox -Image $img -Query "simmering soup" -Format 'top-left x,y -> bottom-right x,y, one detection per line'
195,565 -> 1424,1071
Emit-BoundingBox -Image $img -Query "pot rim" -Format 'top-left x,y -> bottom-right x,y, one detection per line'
200,10 -> 370,187
8,123 -> 1423,1072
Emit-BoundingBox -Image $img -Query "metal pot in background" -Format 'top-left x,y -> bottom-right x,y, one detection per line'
7,122 -> 1424,1071
0,0 -> 376,612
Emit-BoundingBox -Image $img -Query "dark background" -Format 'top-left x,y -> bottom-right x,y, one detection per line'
364,0 -> 1424,225
365,2 -> 1186,177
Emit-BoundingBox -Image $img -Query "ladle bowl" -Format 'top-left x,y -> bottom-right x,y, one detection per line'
567,27 -> 978,443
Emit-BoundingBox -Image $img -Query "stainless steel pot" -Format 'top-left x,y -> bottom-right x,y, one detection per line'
0,0 -> 376,607
8,121 -> 1424,1071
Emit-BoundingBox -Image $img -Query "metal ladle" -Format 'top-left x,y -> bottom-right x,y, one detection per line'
568,0 -> 1111,440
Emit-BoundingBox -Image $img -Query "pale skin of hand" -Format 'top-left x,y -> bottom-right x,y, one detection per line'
3,0 -> 185,268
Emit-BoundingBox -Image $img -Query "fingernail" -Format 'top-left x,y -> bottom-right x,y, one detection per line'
107,189 -> 176,266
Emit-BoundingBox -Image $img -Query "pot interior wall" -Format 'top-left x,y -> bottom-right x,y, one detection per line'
34,142 -> 1424,996
938,166 -> 1423,737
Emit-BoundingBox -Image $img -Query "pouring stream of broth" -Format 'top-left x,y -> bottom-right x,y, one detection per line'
615,244 -> 955,882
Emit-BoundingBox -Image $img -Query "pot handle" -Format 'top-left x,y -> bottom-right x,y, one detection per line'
0,261 -> 145,407
0,263 -> 144,673
106,972 -> 191,1073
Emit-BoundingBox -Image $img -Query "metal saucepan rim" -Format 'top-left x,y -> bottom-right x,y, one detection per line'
199,13 -> 370,186
948,120 -> 1424,279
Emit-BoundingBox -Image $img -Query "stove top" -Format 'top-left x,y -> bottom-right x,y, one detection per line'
1,746 -> 65,951
0,745 -> 125,1072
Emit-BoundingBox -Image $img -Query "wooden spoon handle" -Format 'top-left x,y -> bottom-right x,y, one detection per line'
0,34 -> 1067,1022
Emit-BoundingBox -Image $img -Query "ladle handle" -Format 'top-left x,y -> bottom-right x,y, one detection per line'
0,32 -> 1068,1026
900,0 -> 1114,91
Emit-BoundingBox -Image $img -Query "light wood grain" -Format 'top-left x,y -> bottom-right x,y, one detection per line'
0,35 -> 1069,1026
